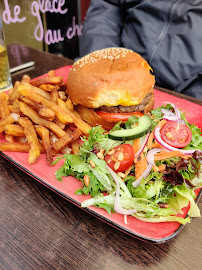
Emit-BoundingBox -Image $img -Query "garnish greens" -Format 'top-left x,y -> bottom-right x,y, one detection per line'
54,105 -> 202,224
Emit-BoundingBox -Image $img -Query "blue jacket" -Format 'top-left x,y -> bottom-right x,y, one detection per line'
80,0 -> 202,100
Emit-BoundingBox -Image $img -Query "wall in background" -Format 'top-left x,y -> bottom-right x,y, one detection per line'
0,0 -> 91,59
0,0 -> 43,51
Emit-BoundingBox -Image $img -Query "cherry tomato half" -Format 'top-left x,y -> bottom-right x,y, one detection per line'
96,111 -> 144,122
104,144 -> 134,172
160,121 -> 192,148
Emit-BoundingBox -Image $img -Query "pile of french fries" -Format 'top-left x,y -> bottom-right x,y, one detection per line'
0,70 -> 92,165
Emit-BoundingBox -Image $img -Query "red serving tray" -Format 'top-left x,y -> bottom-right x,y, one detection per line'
1,66 -> 201,243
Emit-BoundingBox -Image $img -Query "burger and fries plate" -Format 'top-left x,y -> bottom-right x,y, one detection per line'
0,64 -> 202,243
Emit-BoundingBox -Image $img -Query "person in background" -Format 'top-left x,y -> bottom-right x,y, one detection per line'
79,0 -> 202,100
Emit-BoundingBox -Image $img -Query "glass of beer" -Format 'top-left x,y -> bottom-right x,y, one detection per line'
0,15 -> 12,91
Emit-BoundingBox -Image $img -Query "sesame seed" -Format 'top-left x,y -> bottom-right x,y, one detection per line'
73,47 -> 132,69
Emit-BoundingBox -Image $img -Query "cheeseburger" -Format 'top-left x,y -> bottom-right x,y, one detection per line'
67,47 -> 155,130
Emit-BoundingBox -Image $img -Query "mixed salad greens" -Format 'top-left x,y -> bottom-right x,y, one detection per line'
54,103 -> 202,224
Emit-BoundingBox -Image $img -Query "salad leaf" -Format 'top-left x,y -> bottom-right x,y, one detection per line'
124,115 -> 139,129
81,171 -> 105,197
191,171 -> 202,187
151,103 -> 174,120
184,123 -> 202,150
108,115 -> 140,132
80,126 -> 122,159
81,192 -> 190,224
174,185 -> 201,217
55,163 -> 67,182
54,153 -> 107,196
150,103 -> 174,129
133,215 -> 190,225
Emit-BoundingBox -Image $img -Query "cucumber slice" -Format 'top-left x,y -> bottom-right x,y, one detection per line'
108,115 -> 152,141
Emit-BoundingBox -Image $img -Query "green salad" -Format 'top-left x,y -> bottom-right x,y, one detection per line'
54,103 -> 202,224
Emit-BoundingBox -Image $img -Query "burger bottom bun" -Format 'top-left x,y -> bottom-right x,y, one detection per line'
75,105 -> 115,130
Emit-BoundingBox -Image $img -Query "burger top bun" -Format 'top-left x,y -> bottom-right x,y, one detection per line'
67,47 -> 155,111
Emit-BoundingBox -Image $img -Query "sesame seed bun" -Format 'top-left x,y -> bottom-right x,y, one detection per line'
66,47 -> 155,129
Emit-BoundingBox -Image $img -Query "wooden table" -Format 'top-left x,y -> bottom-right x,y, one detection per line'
0,44 -> 201,270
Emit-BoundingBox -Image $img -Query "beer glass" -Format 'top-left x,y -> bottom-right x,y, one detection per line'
0,15 -> 12,91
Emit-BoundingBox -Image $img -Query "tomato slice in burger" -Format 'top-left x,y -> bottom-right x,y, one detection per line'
160,121 -> 192,148
104,144 -> 134,172
96,111 -> 144,122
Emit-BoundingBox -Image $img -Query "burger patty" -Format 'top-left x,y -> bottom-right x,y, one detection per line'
97,93 -> 152,113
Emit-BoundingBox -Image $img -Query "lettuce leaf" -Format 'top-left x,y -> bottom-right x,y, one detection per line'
184,123 -> 202,150
80,126 -> 122,160
174,185 -> 201,217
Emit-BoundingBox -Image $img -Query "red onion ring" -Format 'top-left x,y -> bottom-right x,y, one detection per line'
132,148 -> 162,188
163,117 -> 186,125
154,127 -> 200,155
161,108 -> 175,117
106,165 -> 137,215
161,105 -> 185,124
171,103 -> 181,124
134,132 -> 150,157
163,116 -> 186,125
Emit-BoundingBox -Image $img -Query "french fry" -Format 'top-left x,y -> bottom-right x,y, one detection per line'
17,86 -> 73,124
19,101 -> 66,138
0,91 -> 10,119
22,75 -> 31,83
16,136 -> 28,143
0,70 -> 86,166
15,137 -> 45,153
5,134 -> 15,142
54,118 -> 66,129
52,132 -> 74,152
0,142 -> 30,152
20,97 -> 42,111
20,82 -> 51,99
71,128 -> 83,138
9,81 -> 21,103
36,125 -> 53,165
19,117 -> 41,165
57,99 -> 92,134
30,75 -> 63,87
48,70 -> 56,77
7,88 -> 13,97
66,97 -> 74,110
70,140 -> 80,155
0,113 -> 19,133
52,128 -> 82,152
50,88 -> 59,103
12,99 -> 20,110
38,105 -> 55,121
5,124 -> 25,137
8,105 -> 21,114
39,84 -> 59,92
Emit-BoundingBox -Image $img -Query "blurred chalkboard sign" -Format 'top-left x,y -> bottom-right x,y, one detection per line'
46,1 -> 80,60
0,0 -> 90,60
